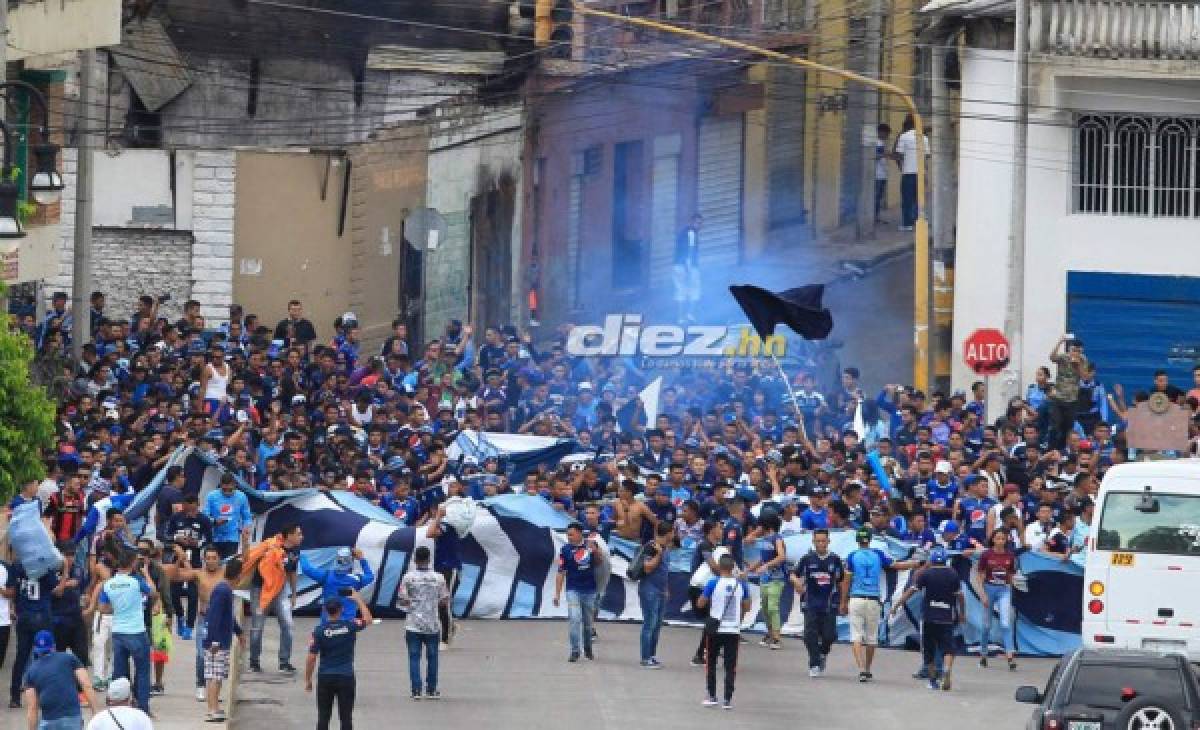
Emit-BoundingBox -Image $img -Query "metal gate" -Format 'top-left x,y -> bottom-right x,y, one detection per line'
697,115 -> 744,271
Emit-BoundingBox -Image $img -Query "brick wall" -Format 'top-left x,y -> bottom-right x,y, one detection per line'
191,151 -> 236,324
90,228 -> 194,321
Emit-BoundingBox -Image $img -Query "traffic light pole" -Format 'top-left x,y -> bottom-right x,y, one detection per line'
563,4 -> 933,391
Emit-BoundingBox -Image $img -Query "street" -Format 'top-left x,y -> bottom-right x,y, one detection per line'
237,617 -> 1052,730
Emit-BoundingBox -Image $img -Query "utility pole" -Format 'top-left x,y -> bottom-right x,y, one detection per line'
1003,0 -> 1030,409
70,49 -> 95,364
0,0 -> 7,318
855,0 -> 883,239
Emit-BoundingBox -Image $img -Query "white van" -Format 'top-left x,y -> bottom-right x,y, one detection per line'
1083,461 -> 1200,660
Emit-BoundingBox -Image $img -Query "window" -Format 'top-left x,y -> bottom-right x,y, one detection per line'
1095,491 -> 1200,555
1068,664 -> 1186,710
1073,114 -> 1200,218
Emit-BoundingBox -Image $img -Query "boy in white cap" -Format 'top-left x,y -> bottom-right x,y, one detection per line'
85,678 -> 154,730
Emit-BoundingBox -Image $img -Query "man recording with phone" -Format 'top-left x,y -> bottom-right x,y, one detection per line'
1048,334 -> 1088,450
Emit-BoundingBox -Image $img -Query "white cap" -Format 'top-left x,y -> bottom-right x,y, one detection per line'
577,382 -> 593,391
107,677 -> 132,703
934,460 -> 952,474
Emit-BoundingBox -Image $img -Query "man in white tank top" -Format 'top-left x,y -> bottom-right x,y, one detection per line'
200,345 -> 231,415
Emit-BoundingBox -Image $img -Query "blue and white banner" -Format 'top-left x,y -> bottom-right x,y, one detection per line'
135,451 -> 1084,657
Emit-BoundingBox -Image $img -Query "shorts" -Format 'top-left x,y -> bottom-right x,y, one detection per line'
204,648 -> 230,681
847,597 -> 881,645
672,264 -> 701,303
921,622 -> 956,665
151,650 -> 169,664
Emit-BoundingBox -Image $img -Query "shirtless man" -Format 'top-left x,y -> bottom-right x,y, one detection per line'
613,479 -> 658,542
166,545 -> 229,701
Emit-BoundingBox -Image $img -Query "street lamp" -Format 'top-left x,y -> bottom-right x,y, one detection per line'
0,81 -> 65,208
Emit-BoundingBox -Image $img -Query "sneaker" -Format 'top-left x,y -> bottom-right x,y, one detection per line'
927,678 -> 940,691
1008,658 -> 1018,671
808,666 -> 820,678
640,660 -> 661,670
584,648 -> 594,661
205,711 -> 226,723
858,672 -> 869,683
411,691 -> 422,701
279,662 -> 297,673
865,672 -> 874,680
248,661 -> 263,673
913,668 -> 930,679
426,690 -> 441,700
722,701 -> 734,710
702,696 -> 719,707
690,655 -> 705,667
648,657 -> 663,668
149,684 -> 164,696
196,687 -> 207,702
590,628 -> 598,641
568,652 -> 580,663
942,671 -> 953,691
769,640 -> 782,651
758,637 -> 772,648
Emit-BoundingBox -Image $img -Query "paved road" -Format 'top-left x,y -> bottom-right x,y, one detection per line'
238,617 -> 1052,730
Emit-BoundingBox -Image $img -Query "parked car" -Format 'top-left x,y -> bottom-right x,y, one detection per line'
1015,649 -> 1198,730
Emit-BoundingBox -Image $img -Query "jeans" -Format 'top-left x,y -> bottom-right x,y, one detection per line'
38,717 -> 83,730
802,609 -> 837,669
874,178 -> 887,220
316,674 -> 355,730
172,581 -> 198,629
111,632 -> 152,712
194,620 -> 208,688
11,614 -> 52,702
565,590 -> 596,654
901,173 -> 918,227
760,580 -> 784,635
638,584 -> 666,662
405,631 -> 439,694
250,586 -> 294,665
982,583 -> 1015,655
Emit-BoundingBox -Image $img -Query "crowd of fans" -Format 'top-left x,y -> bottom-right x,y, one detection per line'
6,289 -> 1200,720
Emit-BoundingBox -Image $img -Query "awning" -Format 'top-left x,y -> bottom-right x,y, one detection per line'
109,18 -> 193,111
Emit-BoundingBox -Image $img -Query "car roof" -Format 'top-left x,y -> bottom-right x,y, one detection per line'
1101,460 -> 1200,481
1073,649 -> 1185,667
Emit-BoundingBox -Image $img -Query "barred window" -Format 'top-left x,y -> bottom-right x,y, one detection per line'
1073,114 -> 1200,218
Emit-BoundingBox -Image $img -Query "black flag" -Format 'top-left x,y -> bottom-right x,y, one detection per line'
729,284 -> 834,341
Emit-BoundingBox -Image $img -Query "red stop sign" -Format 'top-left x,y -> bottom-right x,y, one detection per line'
963,328 -> 1010,375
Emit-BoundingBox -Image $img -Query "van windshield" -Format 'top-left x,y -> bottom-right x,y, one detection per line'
1095,492 -> 1200,555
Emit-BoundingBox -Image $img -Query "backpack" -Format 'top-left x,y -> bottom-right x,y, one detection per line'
625,543 -> 650,581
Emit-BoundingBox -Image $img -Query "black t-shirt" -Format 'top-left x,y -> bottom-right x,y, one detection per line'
309,618 -> 365,676
916,565 -> 961,625
793,551 -> 845,612
165,513 -> 214,567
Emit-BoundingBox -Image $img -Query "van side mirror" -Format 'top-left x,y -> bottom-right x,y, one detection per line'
1015,686 -> 1042,704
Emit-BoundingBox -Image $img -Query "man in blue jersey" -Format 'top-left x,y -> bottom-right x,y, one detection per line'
791,529 -> 844,677
925,461 -> 958,528
203,475 -> 252,559
954,475 -> 996,546
800,487 -> 830,530
838,527 -> 920,682
552,522 -> 602,663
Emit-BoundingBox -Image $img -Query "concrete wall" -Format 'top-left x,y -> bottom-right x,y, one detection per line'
951,49 -> 1200,412
425,102 -> 524,338
91,228 -> 194,321
7,0 -> 120,62
232,151 -> 348,343
92,149 -> 194,229
348,124 -> 429,345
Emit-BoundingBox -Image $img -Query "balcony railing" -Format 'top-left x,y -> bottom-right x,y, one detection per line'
1030,0 -> 1200,59
541,0 -> 809,74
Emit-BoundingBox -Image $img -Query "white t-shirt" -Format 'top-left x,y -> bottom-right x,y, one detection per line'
780,516 -> 805,536
1025,521 -> 1052,552
875,141 -> 889,180
702,575 -> 750,634
37,478 -> 60,503
86,707 -> 155,730
895,130 -> 930,175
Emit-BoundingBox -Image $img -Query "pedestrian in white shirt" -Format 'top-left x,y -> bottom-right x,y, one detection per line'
893,115 -> 930,231
85,678 -> 154,730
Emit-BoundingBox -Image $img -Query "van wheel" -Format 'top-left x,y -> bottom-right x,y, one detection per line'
1115,697 -> 1185,730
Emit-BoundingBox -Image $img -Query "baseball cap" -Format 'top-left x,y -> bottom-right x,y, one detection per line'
930,547 -> 949,564
577,382 -> 593,391
934,460 -> 952,475
941,519 -> 960,534
334,547 -> 354,571
855,526 -> 872,543
107,677 -> 132,703
32,630 -> 55,657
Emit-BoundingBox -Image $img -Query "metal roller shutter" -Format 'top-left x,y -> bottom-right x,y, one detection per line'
649,133 -> 681,291
1066,271 -> 1200,397
697,115 -> 744,271
767,65 -> 806,228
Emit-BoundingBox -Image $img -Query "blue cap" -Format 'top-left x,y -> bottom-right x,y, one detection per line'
930,547 -> 949,564
33,630 -> 55,657
963,474 -> 981,487
941,520 -> 960,534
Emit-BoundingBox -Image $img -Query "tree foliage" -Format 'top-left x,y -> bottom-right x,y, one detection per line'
0,282 -> 55,499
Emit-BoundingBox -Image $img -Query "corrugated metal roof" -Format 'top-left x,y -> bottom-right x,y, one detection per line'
919,0 -> 1014,17
110,18 -> 193,112
366,46 -> 507,75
